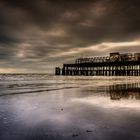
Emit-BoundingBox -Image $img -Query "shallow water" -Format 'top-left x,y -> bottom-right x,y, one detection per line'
0,74 -> 140,140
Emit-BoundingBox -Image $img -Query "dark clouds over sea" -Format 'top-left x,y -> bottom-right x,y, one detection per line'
0,0 -> 140,73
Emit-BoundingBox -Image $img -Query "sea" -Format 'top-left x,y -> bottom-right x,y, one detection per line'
0,74 -> 140,140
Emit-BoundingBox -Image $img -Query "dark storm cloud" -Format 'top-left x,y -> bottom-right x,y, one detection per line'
0,0 -> 140,73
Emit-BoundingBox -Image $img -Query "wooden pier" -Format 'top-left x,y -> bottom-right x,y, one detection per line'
55,52 -> 140,76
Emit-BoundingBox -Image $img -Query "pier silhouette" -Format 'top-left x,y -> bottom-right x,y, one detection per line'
55,52 -> 140,76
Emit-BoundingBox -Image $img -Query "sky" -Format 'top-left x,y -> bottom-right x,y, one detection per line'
0,0 -> 140,73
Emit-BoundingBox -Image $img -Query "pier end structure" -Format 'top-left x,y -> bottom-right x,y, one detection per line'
55,52 -> 140,76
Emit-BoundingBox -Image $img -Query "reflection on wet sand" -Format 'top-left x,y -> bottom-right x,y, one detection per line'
0,75 -> 140,140
108,83 -> 140,100
79,82 -> 140,109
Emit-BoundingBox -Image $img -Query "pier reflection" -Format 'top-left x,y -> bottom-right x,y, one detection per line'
108,83 -> 140,100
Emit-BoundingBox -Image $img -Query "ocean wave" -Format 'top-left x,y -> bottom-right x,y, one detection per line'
0,86 -> 79,97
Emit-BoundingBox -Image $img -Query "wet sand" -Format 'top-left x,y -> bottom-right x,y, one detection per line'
0,75 -> 140,140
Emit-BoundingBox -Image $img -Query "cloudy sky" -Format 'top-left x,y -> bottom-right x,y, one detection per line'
0,0 -> 140,73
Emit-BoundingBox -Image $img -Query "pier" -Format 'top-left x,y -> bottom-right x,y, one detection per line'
55,52 -> 140,76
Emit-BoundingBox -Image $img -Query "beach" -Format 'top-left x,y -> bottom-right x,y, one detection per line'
0,74 -> 140,140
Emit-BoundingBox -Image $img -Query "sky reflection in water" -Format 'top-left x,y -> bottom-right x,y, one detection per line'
0,75 -> 140,140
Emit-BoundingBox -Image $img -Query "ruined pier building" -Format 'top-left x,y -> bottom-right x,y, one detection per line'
55,52 -> 140,76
